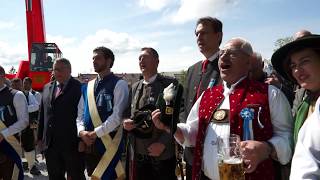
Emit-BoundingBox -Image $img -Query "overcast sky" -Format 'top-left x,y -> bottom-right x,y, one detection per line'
0,0 -> 319,75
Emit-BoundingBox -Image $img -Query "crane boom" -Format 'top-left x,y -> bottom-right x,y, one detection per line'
6,0 -> 62,91
25,0 -> 46,61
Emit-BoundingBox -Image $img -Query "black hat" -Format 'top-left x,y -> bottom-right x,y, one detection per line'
271,34 -> 320,82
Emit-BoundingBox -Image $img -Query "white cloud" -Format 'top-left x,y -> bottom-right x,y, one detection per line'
2,28 -> 198,75
138,0 -> 174,11
47,34 -> 76,47
0,21 -> 16,30
136,0 -> 239,24
171,0 -> 239,24
81,29 -> 154,54
47,29 -> 157,75
0,41 -> 26,73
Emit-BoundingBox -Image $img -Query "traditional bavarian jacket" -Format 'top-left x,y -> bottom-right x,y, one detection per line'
0,85 -> 28,180
130,74 -> 178,160
76,73 -> 129,179
0,86 -> 28,137
177,78 -> 293,180
290,97 -> 320,179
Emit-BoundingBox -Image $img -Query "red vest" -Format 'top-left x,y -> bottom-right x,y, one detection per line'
192,78 -> 275,180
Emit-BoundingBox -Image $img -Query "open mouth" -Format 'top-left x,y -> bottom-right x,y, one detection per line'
220,64 -> 231,70
140,65 -> 146,70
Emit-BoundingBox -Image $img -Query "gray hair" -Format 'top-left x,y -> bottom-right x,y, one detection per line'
54,58 -> 72,71
229,37 -> 253,56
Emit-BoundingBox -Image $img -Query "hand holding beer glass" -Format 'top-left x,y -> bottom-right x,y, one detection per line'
218,134 -> 245,180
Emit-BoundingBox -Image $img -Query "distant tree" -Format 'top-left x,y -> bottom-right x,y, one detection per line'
178,70 -> 187,87
8,66 -> 16,74
274,36 -> 293,51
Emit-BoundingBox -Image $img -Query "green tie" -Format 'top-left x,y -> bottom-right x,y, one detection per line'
293,99 -> 310,145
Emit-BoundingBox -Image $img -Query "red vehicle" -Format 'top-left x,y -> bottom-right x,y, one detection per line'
6,0 -> 62,91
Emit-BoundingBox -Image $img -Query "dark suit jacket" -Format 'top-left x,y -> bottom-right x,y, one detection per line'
38,77 -> 82,151
181,58 -> 220,122
180,57 -> 220,165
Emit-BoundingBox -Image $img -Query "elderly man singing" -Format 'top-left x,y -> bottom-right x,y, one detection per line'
153,37 -> 293,180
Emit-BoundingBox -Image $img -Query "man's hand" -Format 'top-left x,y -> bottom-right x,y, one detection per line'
147,142 -> 166,157
79,131 -> 95,146
265,74 -> 281,88
123,119 -> 135,131
151,109 -> 170,133
240,140 -> 271,173
88,131 -> 97,141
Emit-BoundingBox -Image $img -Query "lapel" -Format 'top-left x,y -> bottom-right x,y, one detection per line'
49,81 -> 56,105
190,61 -> 202,101
59,77 -> 73,98
51,78 -> 73,102
201,58 -> 219,90
132,80 -> 144,113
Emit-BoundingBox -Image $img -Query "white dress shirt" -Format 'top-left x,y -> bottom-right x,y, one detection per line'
0,85 -> 29,138
290,97 -> 320,180
143,73 -> 157,84
25,91 -> 40,113
76,79 -> 129,137
207,50 -> 220,63
29,89 -> 42,105
176,79 -> 293,180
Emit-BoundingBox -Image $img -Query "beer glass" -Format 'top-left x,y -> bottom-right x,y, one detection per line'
217,134 -> 245,180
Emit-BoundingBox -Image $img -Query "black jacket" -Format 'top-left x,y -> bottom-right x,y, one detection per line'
38,77 -> 81,151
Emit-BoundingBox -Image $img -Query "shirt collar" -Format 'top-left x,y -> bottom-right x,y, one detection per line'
143,74 -> 157,85
223,76 -> 247,96
56,77 -> 71,88
206,50 -> 220,62
97,74 -> 103,81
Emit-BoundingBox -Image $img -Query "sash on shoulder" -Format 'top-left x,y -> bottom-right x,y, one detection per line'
87,79 -> 125,180
0,121 -> 24,180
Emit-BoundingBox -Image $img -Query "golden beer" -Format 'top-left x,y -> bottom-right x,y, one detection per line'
218,158 -> 245,180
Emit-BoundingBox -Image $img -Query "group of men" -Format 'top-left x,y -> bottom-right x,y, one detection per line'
0,74 -> 42,179
11,77 -> 42,176
0,15 -> 319,180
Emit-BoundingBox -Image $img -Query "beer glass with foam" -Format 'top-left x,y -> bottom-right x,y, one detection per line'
217,134 -> 245,180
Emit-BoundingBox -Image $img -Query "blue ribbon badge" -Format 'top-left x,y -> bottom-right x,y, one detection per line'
240,108 -> 255,140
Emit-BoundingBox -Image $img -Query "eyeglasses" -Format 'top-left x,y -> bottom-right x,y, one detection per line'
219,48 -> 249,59
289,58 -> 313,71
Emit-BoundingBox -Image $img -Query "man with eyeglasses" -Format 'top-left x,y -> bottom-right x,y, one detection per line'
38,58 -> 86,179
153,37 -> 293,180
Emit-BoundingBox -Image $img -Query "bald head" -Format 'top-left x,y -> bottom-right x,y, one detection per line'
294,30 -> 312,40
219,37 -> 253,84
226,37 -> 253,56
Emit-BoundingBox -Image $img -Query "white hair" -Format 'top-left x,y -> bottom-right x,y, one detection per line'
228,37 -> 253,56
